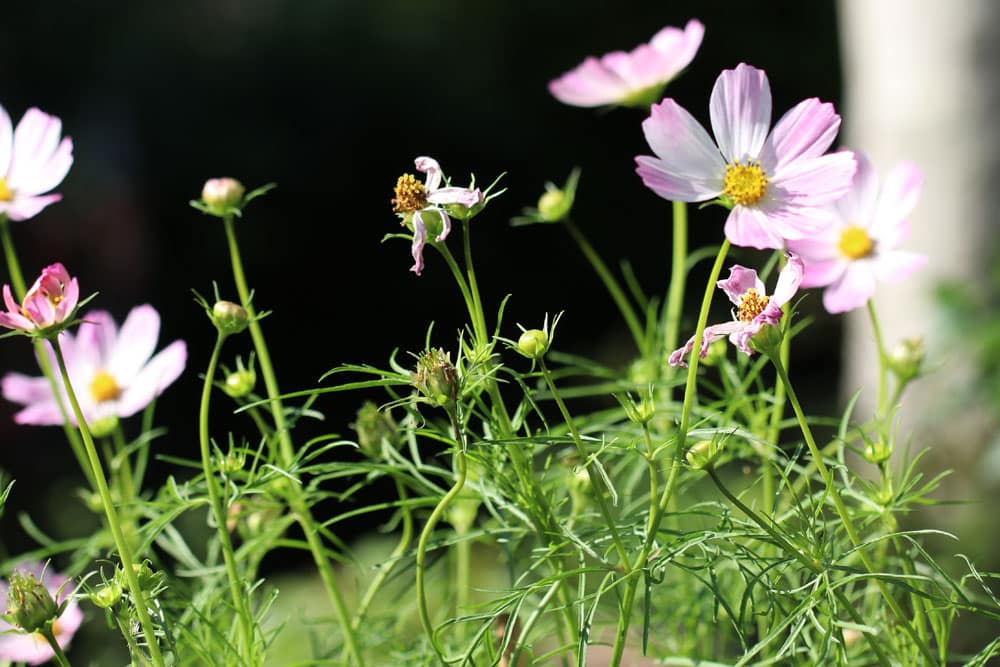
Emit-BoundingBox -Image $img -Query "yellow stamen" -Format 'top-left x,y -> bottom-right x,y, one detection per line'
90,370 -> 122,403
838,225 -> 874,259
723,160 -> 768,206
0,178 -> 11,202
738,288 -> 770,322
391,174 -> 427,213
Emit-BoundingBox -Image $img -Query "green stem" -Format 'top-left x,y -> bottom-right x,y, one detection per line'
538,358 -> 629,567
40,625 -> 72,667
199,332 -> 255,660
564,218 -> 645,353
50,340 -> 165,667
112,425 -> 137,504
0,215 -> 94,490
769,353 -> 937,665
460,220 -> 489,349
866,300 -> 889,421
662,201 -> 688,382
221,215 -> 363,665
416,447 -> 468,662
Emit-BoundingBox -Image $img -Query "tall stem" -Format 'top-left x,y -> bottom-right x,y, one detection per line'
40,626 -> 72,667
199,332 -> 255,660
662,201 -> 688,381
221,215 -> 363,665
50,340 -> 165,667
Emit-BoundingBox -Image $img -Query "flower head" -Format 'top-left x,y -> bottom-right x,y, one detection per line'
0,263 -> 79,334
0,562 -> 83,665
786,152 -> 927,313
201,177 -> 245,215
549,20 -> 704,108
669,253 -> 804,367
636,63 -> 856,249
392,156 -> 483,275
2,304 -> 187,426
0,107 -> 73,222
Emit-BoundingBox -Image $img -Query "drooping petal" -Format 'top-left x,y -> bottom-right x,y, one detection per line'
108,305 -> 160,383
873,250 -> 927,283
761,98 -> 840,172
717,265 -> 764,306
116,340 -> 187,418
427,186 -> 482,208
434,207 -> 452,243
414,156 -> 443,192
770,253 -> 804,307
723,205 -> 785,249
668,320 -> 744,367
410,211 -> 428,275
822,263 -> 878,313
709,63 -> 771,161
870,160 -> 923,240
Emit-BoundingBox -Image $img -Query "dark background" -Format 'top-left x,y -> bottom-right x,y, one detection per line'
0,2 -> 844,555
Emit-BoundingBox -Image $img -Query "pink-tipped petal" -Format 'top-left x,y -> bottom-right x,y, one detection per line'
108,305 -> 161,383
414,156 -> 442,192
873,250 -> 927,283
770,253 -> 805,307
75,311 -> 118,362
668,320 -> 743,367
717,265 -> 764,306
117,340 -> 187,418
2,372 -> 54,406
641,99 -> 726,185
3,283 -> 19,314
2,194 -> 63,221
549,56 -> 628,107
0,311 -> 35,331
763,98 -> 840,171
798,257 -> 848,289
822,263 -> 878,314
723,206 -> 785,250
649,19 -> 705,69
12,400 -> 67,426
709,63 -> 772,161
635,155 -> 723,202
770,150 -> 856,204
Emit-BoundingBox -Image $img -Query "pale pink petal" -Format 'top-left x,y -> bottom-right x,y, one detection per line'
54,277 -> 79,322
12,400 -> 67,426
414,156 -> 442,192
434,208 -> 452,243
0,105 -> 12,177
602,49 -> 648,89
2,373 -> 53,405
709,63 -> 771,161
875,216 -> 910,249
754,201 -> 835,239
116,340 -> 187,417
640,98 -> 726,185
75,310 -> 118,363
7,109 -> 63,189
548,57 -> 629,107
870,161 -> 923,240
649,19 -> 705,71
798,257 -> 848,288
108,305 -> 160,383
3,284 -> 19,313
427,186 -> 482,208
723,205 -> 785,249
14,137 -> 72,196
770,253 -> 805,306
822,263 -> 877,313
0,311 -> 35,331
717,265 -> 764,306
635,155 -> 723,202
832,149 -> 878,225
769,150 -> 856,204
1,193 -> 62,221
669,320 -> 744,367
762,99 -> 840,171
410,211 -> 427,275
873,250 -> 927,283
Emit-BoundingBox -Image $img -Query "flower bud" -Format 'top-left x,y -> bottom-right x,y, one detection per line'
517,329 -> 549,360
223,368 -> 256,398
538,189 -> 571,222
863,439 -> 892,465
748,323 -> 783,357
686,440 -> 720,470
201,178 -> 245,215
212,300 -> 249,336
351,401 -> 398,457
90,580 -> 123,609
5,570 -> 60,633
90,415 -> 120,439
413,348 -> 459,408
615,388 -> 655,425
888,337 -> 924,383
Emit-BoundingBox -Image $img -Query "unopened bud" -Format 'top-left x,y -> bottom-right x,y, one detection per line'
616,388 -> 655,425
686,440 -> 720,470
538,189 -> 570,222
517,329 -> 549,360
201,177 -> 245,215
5,570 -> 60,633
212,300 -> 249,336
888,337 -> 924,383
90,580 -> 123,609
863,440 -> 892,465
413,348 -> 459,408
351,401 -> 398,456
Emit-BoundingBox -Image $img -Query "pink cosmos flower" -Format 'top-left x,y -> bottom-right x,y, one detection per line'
0,563 -> 83,665
669,253 -> 804,367
636,63 -> 856,249
786,152 -> 927,313
391,156 -> 483,275
2,304 -> 187,426
0,106 -> 73,221
548,19 -> 705,108
0,263 -> 79,333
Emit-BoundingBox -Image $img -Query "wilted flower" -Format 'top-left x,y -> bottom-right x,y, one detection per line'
0,563 -> 83,665
391,156 -> 483,276
2,305 -> 187,425
0,262 -> 79,334
669,253 -> 804,367
787,152 -> 927,313
0,106 -> 73,222
549,20 -> 704,108
636,63 -> 856,249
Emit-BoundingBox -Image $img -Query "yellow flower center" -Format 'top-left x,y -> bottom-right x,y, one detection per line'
723,160 -> 768,207
738,288 -> 770,323
90,370 -> 122,403
0,178 -> 11,202
391,174 -> 427,213
838,225 -> 874,259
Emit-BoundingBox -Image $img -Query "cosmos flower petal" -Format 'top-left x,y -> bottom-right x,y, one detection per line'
668,320 -> 744,367
427,186 -> 482,208
873,250 -> 927,283
770,150 -> 856,204
822,264 -> 878,314
763,98 -> 840,171
117,340 -> 188,418
771,253 -> 805,307
798,257 -> 848,289
414,156 -> 442,192
832,149 -> 878,223
709,63 -> 771,160
717,265 -> 764,306
410,211 -> 428,276
723,205 -> 785,249
14,138 -> 73,197
2,372 -> 54,405
549,56 -> 630,107
1,194 -> 63,222
640,99 -> 726,183
0,106 -> 11,177
649,19 -> 705,70
77,310 -> 118,362
870,161 -> 923,239
108,305 -> 161,383
635,156 -> 723,202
